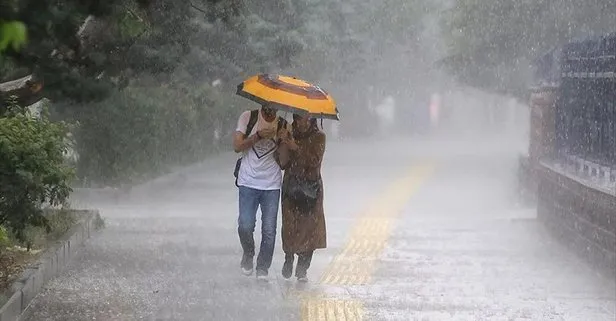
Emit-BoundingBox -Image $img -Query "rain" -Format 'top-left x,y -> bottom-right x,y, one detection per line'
0,0 -> 615,320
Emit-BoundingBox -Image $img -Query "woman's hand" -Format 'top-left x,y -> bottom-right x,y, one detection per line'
278,127 -> 290,139
282,136 -> 299,151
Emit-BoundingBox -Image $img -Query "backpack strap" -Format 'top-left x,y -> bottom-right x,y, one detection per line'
277,117 -> 288,131
244,109 -> 259,138
236,110 -> 258,188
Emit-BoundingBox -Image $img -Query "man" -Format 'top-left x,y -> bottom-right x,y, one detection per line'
233,104 -> 288,280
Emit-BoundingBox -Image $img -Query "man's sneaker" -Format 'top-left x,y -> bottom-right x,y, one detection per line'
256,270 -> 268,281
297,276 -> 308,283
241,255 -> 253,276
241,267 -> 253,276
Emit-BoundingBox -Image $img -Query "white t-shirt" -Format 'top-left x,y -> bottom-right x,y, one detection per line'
236,110 -> 283,190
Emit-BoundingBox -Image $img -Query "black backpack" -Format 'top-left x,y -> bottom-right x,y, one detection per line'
234,110 -> 288,187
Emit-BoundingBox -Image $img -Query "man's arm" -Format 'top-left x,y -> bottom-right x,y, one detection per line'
233,131 -> 261,153
233,111 -> 259,153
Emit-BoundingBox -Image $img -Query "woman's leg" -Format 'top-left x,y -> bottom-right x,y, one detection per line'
296,250 -> 314,280
282,252 -> 294,279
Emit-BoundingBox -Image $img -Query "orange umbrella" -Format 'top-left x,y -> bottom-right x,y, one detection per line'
236,74 -> 339,120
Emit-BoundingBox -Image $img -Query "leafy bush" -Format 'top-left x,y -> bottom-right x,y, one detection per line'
73,83 -> 242,186
93,214 -> 105,230
0,21 -> 27,52
73,91 -> 162,186
45,209 -> 78,240
0,101 -> 74,241
1,209 -> 77,253
0,225 -> 8,249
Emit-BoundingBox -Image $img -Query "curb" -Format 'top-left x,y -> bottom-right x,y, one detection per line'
0,210 -> 101,321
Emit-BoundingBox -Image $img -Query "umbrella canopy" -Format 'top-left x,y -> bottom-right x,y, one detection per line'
236,74 -> 339,120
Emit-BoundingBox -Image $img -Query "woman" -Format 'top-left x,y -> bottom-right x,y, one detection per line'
278,114 -> 327,282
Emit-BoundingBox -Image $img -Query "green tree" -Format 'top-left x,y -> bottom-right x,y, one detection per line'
441,0 -> 616,96
0,99 -> 74,241
1,0 -> 436,186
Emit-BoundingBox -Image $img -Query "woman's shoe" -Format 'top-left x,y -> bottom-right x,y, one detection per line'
282,256 -> 294,279
295,267 -> 308,283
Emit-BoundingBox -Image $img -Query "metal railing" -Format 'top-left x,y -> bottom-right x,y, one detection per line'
554,33 -> 616,168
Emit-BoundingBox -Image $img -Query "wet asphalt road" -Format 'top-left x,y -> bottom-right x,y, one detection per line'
24,135 -> 616,320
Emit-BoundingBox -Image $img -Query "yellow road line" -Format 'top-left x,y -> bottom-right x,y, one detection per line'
301,162 -> 435,320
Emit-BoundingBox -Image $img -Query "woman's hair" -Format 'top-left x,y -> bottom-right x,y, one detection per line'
309,118 -> 318,127
293,114 -> 317,125
292,114 -> 319,135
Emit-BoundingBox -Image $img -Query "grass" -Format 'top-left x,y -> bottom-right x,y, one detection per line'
0,209 -> 85,305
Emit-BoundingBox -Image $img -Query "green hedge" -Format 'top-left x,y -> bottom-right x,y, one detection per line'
73,83 -> 243,186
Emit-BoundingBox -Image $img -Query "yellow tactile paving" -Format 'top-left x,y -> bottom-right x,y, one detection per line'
300,162 -> 435,320
301,298 -> 364,321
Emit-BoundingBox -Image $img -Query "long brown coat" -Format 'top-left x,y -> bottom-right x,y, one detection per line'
280,130 -> 327,254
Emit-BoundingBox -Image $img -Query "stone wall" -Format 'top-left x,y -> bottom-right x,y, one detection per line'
537,164 -> 616,278
517,87 -> 556,204
0,74 -> 44,109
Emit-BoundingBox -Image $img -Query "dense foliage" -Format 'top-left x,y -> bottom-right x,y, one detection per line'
440,0 -> 616,96
0,100 -> 74,241
1,0 -> 433,186
0,0 -> 437,237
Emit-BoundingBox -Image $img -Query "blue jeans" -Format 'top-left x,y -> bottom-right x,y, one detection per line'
238,186 -> 280,272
